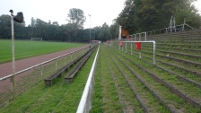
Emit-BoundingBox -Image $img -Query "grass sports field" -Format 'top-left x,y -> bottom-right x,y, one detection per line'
0,40 -> 85,64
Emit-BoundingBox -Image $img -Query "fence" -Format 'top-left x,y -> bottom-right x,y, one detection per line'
0,46 -> 90,107
119,40 -> 156,65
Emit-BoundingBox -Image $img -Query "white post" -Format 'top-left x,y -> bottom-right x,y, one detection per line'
153,41 -> 156,65
55,60 -> 58,70
145,32 -> 147,41
139,51 -> 142,59
126,41 -> 127,53
88,14 -> 91,43
122,45 -> 123,51
118,26 -> 122,40
10,10 -> 16,98
135,34 -> 136,41
131,42 -> 133,55
40,67 -> 43,76
40,66 -> 44,80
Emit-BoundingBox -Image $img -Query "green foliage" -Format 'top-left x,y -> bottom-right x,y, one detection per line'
98,23 -> 112,41
67,8 -> 86,29
0,7 -> 119,42
0,15 -> 26,39
117,0 -> 201,33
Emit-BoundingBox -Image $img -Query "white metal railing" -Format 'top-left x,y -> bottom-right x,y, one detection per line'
0,46 -> 90,107
0,46 -> 88,81
119,41 -> 156,65
76,45 -> 100,113
128,32 -> 147,41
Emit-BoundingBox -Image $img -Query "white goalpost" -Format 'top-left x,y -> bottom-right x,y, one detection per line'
31,38 -> 43,41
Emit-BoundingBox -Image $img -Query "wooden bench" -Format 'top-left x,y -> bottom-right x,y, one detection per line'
44,46 -> 95,87
65,49 -> 93,83
44,61 -> 74,86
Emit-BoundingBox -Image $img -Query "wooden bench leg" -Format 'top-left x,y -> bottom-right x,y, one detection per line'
57,74 -> 62,78
65,78 -> 73,83
44,80 -> 52,87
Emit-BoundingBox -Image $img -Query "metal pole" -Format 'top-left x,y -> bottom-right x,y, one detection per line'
71,54 -> 73,61
139,51 -> 142,59
119,26 -> 122,40
122,44 -> 123,51
153,41 -> 156,65
126,41 -> 127,53
131,42 -> 133,55
10,10 -> 16,99
145,32 -> 147,41
88,14 -> 91,43
135,34 -> 136,41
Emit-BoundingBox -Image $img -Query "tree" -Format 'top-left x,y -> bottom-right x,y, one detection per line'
30,17 -> 36,37
67,8 -> 86,29
98,23 -> 112,41
116,0 -> 201,34
0,14 -> 26,39
0,15 -> 11,39
110,23 -> 119,39
34,19 -> 48,39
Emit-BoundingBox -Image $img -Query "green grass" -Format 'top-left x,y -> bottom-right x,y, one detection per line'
0,40 -> 85,64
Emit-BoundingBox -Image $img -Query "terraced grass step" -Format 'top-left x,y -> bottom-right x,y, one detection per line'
142,45 -> 201,55
142,49 -> 201,67
156,43 -> 201,49
111,47 -> 201,112
134,50 -> 201,86
148,30 -> 201,39
92,44 -> 201,112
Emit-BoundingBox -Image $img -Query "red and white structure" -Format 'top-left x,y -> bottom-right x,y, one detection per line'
118,26 -> 156,65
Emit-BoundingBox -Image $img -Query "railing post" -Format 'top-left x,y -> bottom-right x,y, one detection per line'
40,66 -> 44,80
71,54 -> 73,61
145,32 -> 147,41
131,42 -> 133,55
126,41 -> 127,53
55,60 -> 58,71
139,51 -> 142,59
153,41 -> 156,65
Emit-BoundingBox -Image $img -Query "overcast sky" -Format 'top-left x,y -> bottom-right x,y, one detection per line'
0,0 -> 201,28
0,0 -> 125,28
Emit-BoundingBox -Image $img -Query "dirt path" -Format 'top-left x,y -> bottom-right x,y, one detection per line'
0,45 -> 88,78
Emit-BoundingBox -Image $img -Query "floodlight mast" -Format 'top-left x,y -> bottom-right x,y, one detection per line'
9,9 -> 24,98
88,14 -> 91,43
9,9 -> 16,99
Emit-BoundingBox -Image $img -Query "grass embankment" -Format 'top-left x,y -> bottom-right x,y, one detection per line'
0,47 -> 97,113
91,44 -> 201,112
0,40 -> 85,64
